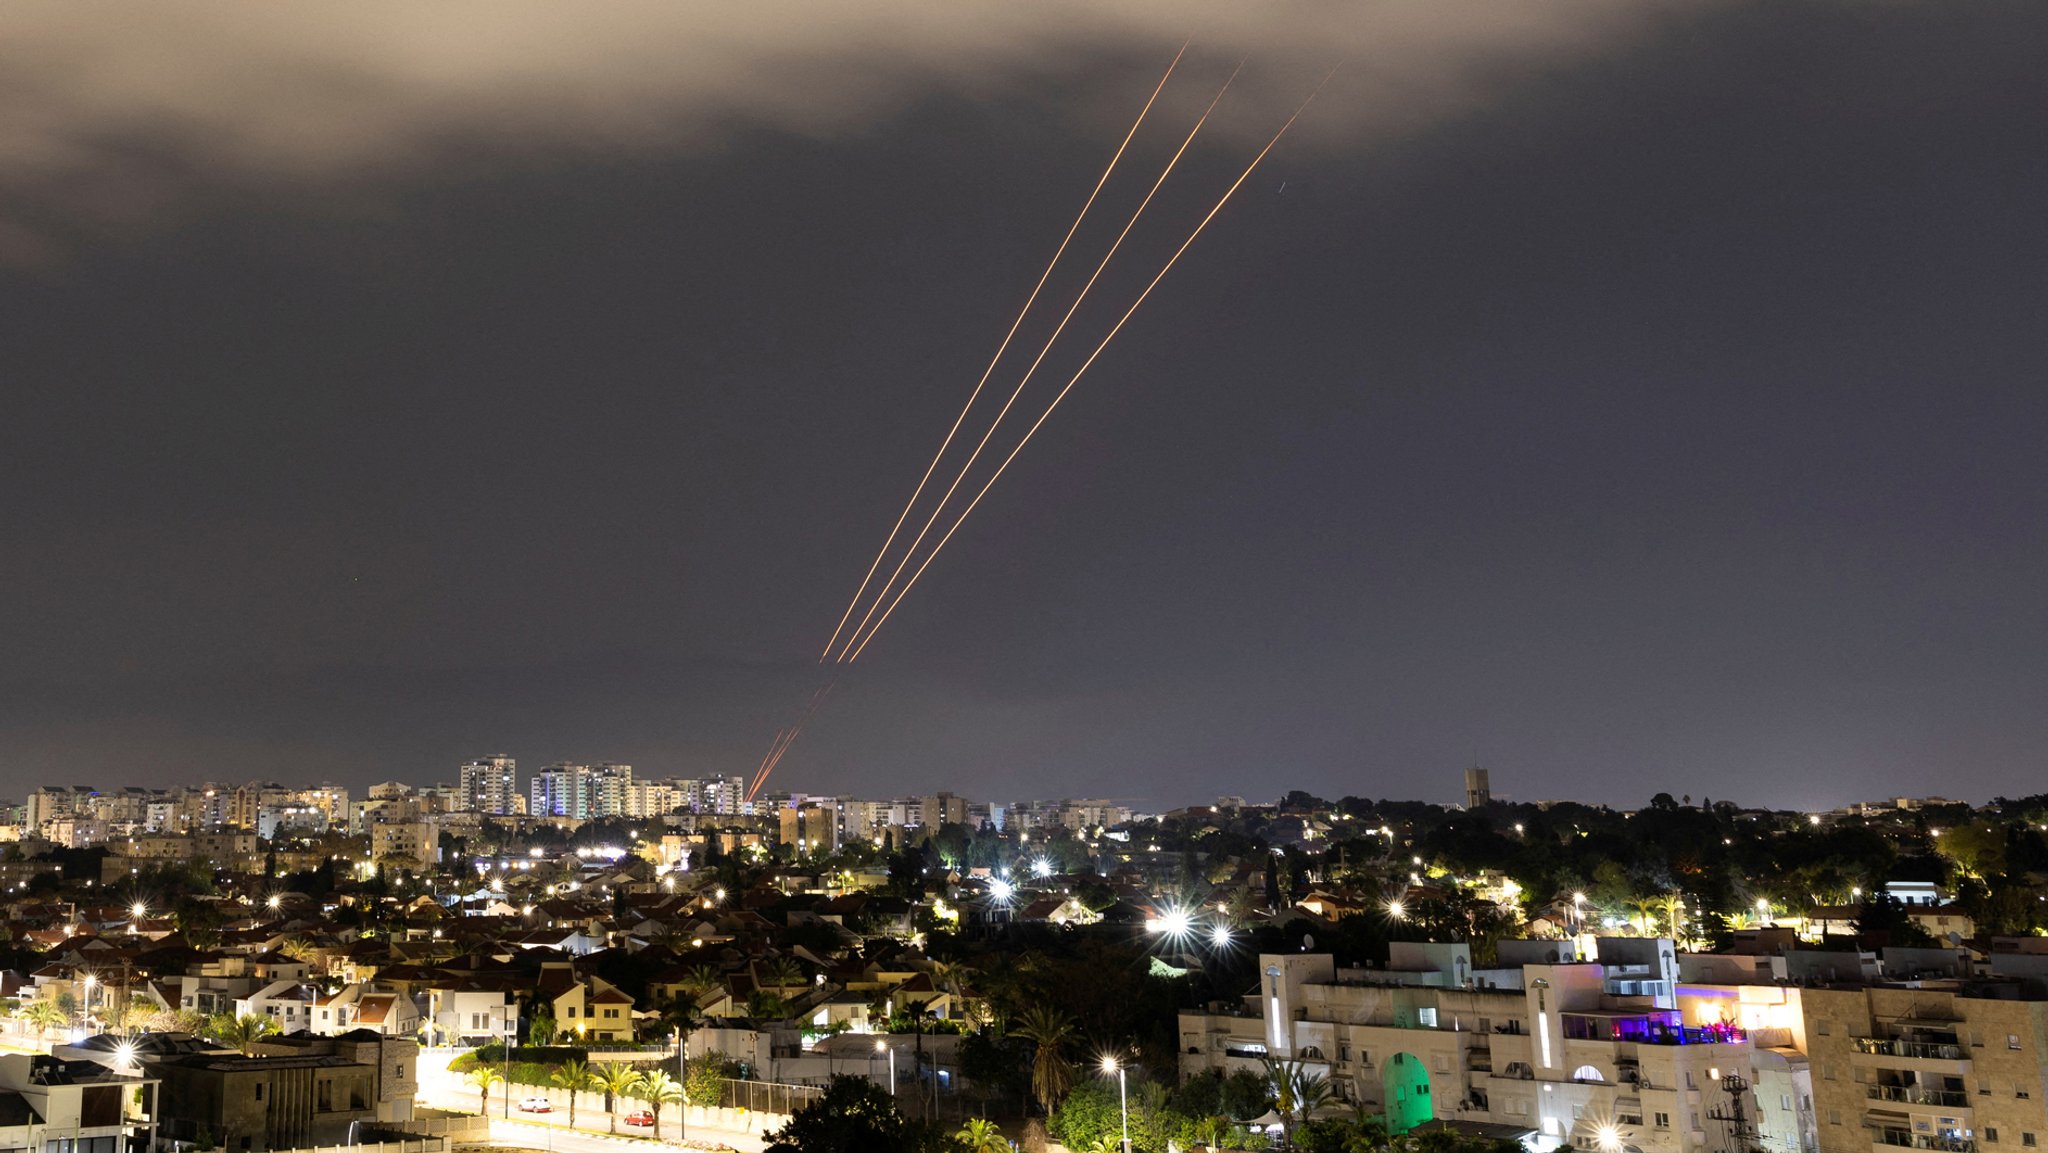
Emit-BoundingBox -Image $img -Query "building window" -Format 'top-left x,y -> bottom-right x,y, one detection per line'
1815,1022 -> 1830,1036
2023,1135 -> 2035,1148
1654,1113 -> 1669,1129
1418,1007 -> 1438,1028
2014,1035 -> 2025,1051
255,1084 -> 264,1101
1828,1112 -> 1841,1127
1986,1128 -> 2000,1143
566,1007 -> 576,1018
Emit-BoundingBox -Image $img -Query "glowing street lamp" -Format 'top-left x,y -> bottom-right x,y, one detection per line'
1594,1121 -> 1623,1152
130,902 -> 147,920
1386,900 -> 1407,921
875,1039 -> 896,1097
1210,925 -> 1233,949
1101,1057 -> 1130,1153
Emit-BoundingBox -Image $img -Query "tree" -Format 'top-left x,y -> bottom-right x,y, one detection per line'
1011,1006 -> 1076,1116
593,1062 -> 640,1134
765,1074 -> 933,1153
550,1059 -> 594,1128
762,956 -> 806,993
467,1066 -> 503,1115
1218,1068 -> 1272,1121
955,1118 -> 1008,1153
628,1070 -> 685,1140
686,1052 -> 738,1111
16,999 -> 65,1037
528,1004 -> 557,1047
206,1012 -> 279,1055
1263,1057 -> 1331,1147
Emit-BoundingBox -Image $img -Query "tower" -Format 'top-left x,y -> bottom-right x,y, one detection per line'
1463,766 -> 1491,809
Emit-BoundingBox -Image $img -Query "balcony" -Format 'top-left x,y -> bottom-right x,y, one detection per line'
1874,1130 -> 1975,1152
1857,1038 -> 1968,1061
1866,1085 -> 1969,1108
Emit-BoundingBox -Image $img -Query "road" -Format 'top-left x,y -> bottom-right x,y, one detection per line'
485,1115 -> 768,1153
414,1063 -> 773,1153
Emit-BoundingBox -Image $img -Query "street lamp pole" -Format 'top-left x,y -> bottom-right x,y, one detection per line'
876,1039 -> 895,1099
1102,1058 -> 1128,1153
503,1014 -> 517,1119
675,1027 -> 687,1143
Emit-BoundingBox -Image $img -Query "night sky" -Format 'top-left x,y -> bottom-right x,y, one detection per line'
5,2 -> 2045,810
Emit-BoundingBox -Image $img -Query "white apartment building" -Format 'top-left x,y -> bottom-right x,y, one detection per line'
460,755 -> 518,815
1181,940 -> 1786,1153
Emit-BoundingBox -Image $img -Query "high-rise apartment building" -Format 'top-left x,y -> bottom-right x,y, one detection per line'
460,755 -> 518,815
531,763 -> 586,819
587,763 -> 633,818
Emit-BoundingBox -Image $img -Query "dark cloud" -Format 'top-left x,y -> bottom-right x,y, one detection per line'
2,2 -> 2045,809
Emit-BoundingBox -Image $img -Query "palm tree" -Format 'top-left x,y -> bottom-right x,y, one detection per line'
760,956 -> 805,994
593,1062 -> 640,1134
1263,1057 -> 1330,1147
206,1012 -> 279,1054
680,964 -> 721,995
467,1066 -> 503,1116
1626,895 -> 1660,936
17,999 -> 65,1037
1659,893 -> 1689,945
1011,1005 -> 1076,1116
550,1059 -> 595,1128
954,1118 -> 1007,1153
628,1070 -> 685,1140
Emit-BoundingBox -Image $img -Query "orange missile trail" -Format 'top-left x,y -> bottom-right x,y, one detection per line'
833,64 -> 1243,664
747,726 -> 792,796
747,678 -> 837,800
840,79 -> 1331,664
815,42 -> 1189,663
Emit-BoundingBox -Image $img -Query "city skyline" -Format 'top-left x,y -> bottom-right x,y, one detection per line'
5,3 -> 2046,810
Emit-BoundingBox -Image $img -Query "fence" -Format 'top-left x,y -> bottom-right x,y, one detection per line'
396,1111 -> 491,1141
277,1140 -> 447,1153
716,1078 -> 824,1115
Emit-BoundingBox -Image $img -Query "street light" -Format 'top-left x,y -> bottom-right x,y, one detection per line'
503,1016 -> 517,1118
876,1039 -> 895,1098
1101,1057 -> 1129,1153
684,1028 -> 700,1146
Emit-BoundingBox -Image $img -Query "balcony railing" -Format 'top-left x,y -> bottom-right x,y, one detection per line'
1867,1085 -> 1969,1108
1856,1038 -> 1967,1061
1874,1129 -> 1975,1152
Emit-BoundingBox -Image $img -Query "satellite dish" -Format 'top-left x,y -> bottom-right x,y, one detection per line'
1303,933 -> 1316,950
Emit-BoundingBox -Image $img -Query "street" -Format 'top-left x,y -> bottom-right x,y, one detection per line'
484,1115 -> 767,1153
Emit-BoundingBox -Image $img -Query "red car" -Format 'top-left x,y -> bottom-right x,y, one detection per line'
622,1111 -> 655,1128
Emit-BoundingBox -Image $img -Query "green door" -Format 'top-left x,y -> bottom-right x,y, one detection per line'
1382,1051 -> 1434,1135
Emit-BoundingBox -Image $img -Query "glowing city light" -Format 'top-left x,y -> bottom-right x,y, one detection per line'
989,878 -> 1014,902
1031,858 -> 1053,878
1387,900 -> 1406,920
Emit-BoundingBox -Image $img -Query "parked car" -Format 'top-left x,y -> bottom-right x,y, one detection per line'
517,1097 -> 553,1113
622,1111 -> 655,1127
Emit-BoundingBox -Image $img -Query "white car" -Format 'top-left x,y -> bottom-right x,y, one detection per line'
517,1097 -> 553,1113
